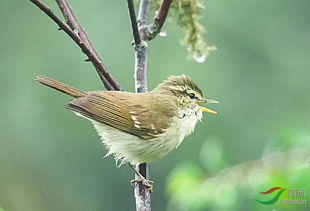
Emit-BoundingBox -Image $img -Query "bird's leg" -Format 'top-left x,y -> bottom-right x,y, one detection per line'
128,163 -> 153,192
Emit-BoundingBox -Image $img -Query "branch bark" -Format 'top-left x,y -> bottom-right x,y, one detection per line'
134,0 -> 150,93
130,0 -> 151,210
146,0 -> 172,40
29,0 -> 121,91
55,0 -> 101,59
127,0 -> 141,45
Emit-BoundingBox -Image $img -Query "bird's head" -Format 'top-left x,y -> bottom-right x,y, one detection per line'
154,75 -> 218,114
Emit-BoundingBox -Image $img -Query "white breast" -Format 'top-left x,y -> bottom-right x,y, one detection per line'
173,106 -> 203,145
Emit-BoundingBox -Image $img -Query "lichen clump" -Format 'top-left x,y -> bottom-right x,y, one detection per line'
152,0 -> 216,61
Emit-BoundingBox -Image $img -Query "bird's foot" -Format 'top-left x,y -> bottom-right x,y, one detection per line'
130,177 -> 154,192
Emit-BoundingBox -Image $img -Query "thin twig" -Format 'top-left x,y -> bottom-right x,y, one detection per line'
137,0 -> 150,27
146,0 -> 172,40
134,164 -> 151,211
154,0 -> 172,31
29,0 -> 121,91
134,0 -> 150,93
132,0 -> 151,210
127,0 -> 141,45
55,0 -> 101,59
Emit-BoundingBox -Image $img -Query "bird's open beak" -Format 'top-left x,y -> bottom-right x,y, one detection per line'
199,98 -> 219,114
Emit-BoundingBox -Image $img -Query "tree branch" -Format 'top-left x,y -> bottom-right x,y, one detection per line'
127,0 -> 141,45
131,0 -> 151,210
137,0 -> 150,28
55,0 -> 100,59
146,0 -> 172,40
134,0 -> 150,93
29,0 -> 121,91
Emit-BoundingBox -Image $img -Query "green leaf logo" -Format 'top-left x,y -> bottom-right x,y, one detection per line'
255,187 -> 286,205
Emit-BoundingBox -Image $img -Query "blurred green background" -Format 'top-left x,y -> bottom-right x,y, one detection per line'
0,0 -> 309,211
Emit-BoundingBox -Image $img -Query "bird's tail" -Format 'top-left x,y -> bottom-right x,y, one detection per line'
35,74 -> 86,98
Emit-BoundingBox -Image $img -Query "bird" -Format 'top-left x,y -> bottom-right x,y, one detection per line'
36,74 -> 218,189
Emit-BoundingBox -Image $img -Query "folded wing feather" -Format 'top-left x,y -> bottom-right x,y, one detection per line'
67,91 -> 177,140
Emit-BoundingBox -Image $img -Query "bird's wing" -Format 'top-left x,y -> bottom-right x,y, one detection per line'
67,91 -> 177,140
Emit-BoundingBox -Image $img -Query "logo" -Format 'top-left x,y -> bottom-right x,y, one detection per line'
255,187 -> 286,205
255,186 -> 307,205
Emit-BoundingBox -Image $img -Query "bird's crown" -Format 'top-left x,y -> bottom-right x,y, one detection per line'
154,75 -> 203,100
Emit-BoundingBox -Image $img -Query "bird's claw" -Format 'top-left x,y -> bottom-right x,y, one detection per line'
130,178 -> 153,192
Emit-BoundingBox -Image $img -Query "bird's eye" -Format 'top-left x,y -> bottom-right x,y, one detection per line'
188,93 -> 196,99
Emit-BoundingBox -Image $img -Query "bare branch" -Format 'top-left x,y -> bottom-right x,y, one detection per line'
137,0 -> 151,28
134,0 -> 150,94
127,0 -> 141,45
55,0 -> 100,59
29,0 -> 121,91
134,163 -> 151,211
55,0 -> 121,90
132,0 -> 151,211
146,0 -> 172,40
154,0 -> 172,31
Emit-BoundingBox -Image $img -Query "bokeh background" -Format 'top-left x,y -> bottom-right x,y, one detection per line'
0,0 -> 309,210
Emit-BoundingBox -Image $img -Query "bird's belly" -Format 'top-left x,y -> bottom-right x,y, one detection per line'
91,121 -> 181,165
